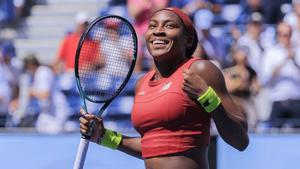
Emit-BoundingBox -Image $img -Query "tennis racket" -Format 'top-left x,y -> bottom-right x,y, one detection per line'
73,15 -> 137,169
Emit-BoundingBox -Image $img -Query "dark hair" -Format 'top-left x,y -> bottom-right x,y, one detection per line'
186,29 -> 198,58
23,54 -> 40,69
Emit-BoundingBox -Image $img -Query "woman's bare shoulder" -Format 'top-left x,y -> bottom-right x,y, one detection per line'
190,60 -> 222,78
190,59 -> 226,92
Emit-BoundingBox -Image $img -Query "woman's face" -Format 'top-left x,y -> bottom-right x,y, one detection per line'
145,10 -> 189,61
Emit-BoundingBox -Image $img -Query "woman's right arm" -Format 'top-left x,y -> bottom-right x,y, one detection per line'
117,136 -> 142,159
79,110 -> 143,159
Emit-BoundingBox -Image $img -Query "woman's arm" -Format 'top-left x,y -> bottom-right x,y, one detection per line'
182,60 -> 249,151
117,136 -> 142,159
79,110 -> 143,159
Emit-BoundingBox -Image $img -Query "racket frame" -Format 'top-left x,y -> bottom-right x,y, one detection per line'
74,15 -> 137,116
73,15 -> 137,169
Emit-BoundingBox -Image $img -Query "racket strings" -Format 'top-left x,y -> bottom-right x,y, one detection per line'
78,17 -> 136,102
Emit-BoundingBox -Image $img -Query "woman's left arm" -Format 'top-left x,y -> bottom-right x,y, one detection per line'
182,60 -> 249,151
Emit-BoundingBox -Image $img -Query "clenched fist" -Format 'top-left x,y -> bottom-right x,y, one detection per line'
182,68 -> 209,99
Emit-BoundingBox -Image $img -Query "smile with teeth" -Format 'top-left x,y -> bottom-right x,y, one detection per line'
153,40 -> 168,45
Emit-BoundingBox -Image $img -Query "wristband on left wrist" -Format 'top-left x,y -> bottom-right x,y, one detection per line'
197,86 -> 221,113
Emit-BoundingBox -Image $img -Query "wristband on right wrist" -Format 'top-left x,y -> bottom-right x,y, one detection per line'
197,86 -> 221,113
99,128 -> 122,150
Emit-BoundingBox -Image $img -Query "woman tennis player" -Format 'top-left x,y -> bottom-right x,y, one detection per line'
79,7 -> 249,169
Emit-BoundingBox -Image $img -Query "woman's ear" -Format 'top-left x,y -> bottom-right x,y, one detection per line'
186,34 -> 193,47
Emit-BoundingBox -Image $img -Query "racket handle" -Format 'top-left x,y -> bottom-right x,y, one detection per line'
73,138 -> 90,169
81,120 -> 96,140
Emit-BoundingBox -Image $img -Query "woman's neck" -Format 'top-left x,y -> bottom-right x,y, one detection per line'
153,57 -> 187,80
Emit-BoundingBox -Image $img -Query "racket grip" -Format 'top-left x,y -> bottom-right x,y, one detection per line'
73,138 -> 90,169
81,120 -> 96,140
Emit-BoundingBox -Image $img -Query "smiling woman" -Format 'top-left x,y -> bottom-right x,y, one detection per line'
145,8 -> 197,62
79,7 -> 249,169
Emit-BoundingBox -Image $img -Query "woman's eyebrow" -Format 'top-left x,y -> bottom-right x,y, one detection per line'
149,19 -> 180,25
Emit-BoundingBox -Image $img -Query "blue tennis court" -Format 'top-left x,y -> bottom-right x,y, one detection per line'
0,133 -> 144,169
1,133 -> 299,169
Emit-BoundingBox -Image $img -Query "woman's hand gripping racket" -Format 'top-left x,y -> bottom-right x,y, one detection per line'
73,15 -> 137,169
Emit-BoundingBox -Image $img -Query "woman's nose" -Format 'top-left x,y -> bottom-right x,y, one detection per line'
153,26 -> 165,35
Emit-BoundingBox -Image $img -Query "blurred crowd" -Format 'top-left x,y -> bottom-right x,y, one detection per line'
0,0 -> 300,134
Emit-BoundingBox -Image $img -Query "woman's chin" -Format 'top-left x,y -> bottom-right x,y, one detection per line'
150,49 -> 170,59
152,53 -> 169,61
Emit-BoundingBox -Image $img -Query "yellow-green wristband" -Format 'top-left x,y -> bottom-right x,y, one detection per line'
197,86 -> 221,113
99,129 -> 122,149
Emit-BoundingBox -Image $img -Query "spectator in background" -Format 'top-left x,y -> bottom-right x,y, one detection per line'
0,41 -> 20,127
168,0 -> 222,17
52,11 -> 90,113
261,22 -> 300,129
223,24 -> 242,57
0,41 -> 20,98
14,0 -> 37,19
0,0 -> 43,29
12,54 -> 70,133
237,12 -> 265,77
194,9 -> 226,67
237,0 -> 289,25
0,66 -> 11,127
224,46 -> 260,130
53,11 -> 89,74
0,0 -> 16,27
236,12 -> 276,128
263,0 -> 290,24
284,0 -> 300,47
0,74 -> 10,127
236,0 -> 264,25
14,0 -> 43,32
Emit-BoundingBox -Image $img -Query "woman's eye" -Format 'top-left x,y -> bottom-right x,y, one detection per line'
166,24 -> 175,29
148,24 -> 156,29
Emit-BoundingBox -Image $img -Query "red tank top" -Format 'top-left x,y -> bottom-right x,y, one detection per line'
131,57 -> 211,158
